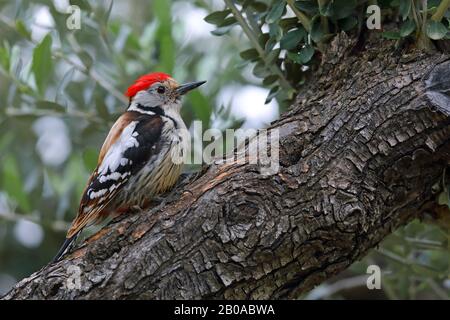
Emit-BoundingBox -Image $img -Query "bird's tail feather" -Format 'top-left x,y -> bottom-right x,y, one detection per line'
52,231 -> 81,263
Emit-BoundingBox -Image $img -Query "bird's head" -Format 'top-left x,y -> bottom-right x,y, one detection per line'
126,72 -> 206,111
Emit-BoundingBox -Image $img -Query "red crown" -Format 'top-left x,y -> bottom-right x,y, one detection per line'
126,72 -> 171,98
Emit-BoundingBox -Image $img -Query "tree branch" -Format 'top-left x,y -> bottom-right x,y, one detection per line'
3,38 -> 450,300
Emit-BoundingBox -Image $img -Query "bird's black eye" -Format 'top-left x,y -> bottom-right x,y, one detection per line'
157,86 -> 166,94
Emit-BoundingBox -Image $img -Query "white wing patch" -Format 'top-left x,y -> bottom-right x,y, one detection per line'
99,172 -> 123,183
89,189 -> 108,199
98,121 -> 139,175
87,121 -> 140,200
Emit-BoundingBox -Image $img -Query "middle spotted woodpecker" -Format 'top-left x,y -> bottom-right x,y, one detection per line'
53,72 -> 206,262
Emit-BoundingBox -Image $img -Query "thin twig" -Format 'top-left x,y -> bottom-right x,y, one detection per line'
286,0 -> 311,31
224,0 -> 292,89
427,278 -> 449,300
5,107 -> 105,124
411,0 -> 421,34
376,248 -> 439,273
421,0 -> 428,32
0,211 -> 70,232
431,0 -> 450,21
404,237 -> 447,250
244,8 -> 263,37
305,275 -> 368,299
317,0 -> 329,34
0,13 -> 127,104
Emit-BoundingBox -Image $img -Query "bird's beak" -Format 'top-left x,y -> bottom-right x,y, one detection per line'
175,80 -> 206,96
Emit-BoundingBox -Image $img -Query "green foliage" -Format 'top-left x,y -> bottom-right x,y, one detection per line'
0,0 -> 248,288
280,28 -> 307,50
2,155 -> 30,212
346,221 -> 448,300
266,1 -> 286,23
187,90 -> 212,129
153,0 -> 175,73
205,0 -> 450,103
426,20 -> 449,39
400,19 -> 416,37
32,34 -> 53,94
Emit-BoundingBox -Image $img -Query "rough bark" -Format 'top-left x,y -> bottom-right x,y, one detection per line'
3,35 -> 450,300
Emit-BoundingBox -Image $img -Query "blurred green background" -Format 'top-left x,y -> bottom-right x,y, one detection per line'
0,0 -> 448,299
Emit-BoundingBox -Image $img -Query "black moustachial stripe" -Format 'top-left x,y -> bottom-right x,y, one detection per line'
136,104 -> 165,116
136,103 -> 178,129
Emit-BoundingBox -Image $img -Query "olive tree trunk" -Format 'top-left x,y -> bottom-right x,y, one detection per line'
3,35 -> 450,300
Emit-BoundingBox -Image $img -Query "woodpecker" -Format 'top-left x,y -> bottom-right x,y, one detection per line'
52,72 -> 206,262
